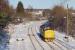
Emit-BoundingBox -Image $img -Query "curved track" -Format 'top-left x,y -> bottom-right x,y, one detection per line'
55,38 -> 73,50
28,26 -> 44,50
34,25 -> 62,50
34,24 -> 72,50
33,25 -> 55,50
28,27 -> 36,50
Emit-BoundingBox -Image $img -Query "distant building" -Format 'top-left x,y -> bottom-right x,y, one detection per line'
25,9 -> 51,16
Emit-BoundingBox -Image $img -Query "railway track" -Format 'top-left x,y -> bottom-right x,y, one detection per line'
34,25 -> 63,50
28,26 -> 44,50
55,38 -> 74,50
28,23 -> 74,50
52,41 -> 64,50
45,42 -> 54,50
35,25 -> 57,50
44,40 -> 64,50
31,27 -> 45,50
34,25 -> 71,50
30,24 -> 65,50
28,27 -> 36,50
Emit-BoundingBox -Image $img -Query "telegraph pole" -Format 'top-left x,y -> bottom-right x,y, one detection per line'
61,0 -> 69,42
66,4 -> 69,41
67,4 -> 69,36
64,0 -> 69,42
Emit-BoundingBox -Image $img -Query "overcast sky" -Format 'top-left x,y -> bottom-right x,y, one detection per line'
9,0 -> 75,9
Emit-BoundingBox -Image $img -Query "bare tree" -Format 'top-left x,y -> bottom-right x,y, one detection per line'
0,0 -> 11,16
50,6 -> 67,32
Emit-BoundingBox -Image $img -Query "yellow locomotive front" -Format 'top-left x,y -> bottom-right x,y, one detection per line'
40,22 -> 55,42
44,27 -> 55,42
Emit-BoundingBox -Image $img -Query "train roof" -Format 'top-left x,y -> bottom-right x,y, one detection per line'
40,21 -> 54,28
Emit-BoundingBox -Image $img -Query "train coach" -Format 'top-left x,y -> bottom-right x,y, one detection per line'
40,21 -> 55,42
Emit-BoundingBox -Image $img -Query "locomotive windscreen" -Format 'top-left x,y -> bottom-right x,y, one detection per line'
40,21 -> 54,29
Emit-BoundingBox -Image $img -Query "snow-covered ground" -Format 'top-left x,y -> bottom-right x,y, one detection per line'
55,31 -> 75,49
0,20 -> 75,50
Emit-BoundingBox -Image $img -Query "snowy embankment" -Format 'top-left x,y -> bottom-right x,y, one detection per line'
55,31 -> 75,49
0,23 -> 17,50
0,27 -> 10,50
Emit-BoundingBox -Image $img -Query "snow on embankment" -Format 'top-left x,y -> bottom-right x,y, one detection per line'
55,31 -> 75,49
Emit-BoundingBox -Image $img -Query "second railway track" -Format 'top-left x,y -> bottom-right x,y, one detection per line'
55,38 -> 73,50
28,26 -> 44,50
